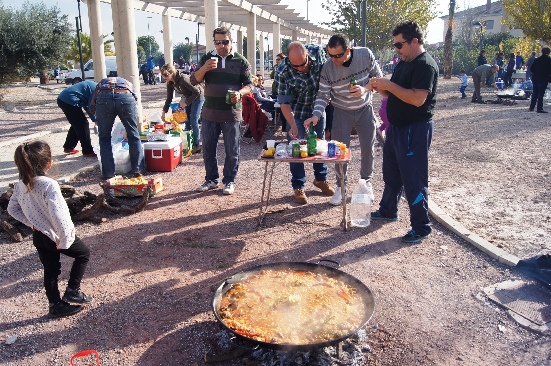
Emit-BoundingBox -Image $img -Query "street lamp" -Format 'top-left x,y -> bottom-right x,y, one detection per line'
147,16 -> 153,55
185,37 -> 189,44
472,21 -> 484,50
264,36 -> 269,70
76,0 -> 85,81
307,0 -> 310,20
196,23 -> 203,65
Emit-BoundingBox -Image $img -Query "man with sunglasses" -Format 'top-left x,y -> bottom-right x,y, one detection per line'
368,21 -> 438,244
191,27 -> 253,195
304,33 -> 383,207
275,42 -> 334,204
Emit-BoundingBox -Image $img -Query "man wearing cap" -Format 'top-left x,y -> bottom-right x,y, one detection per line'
471,64 -> 499,103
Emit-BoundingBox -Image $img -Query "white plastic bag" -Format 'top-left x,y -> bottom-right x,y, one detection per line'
148,112 -> 162,124
111,120 -> 126,145
112,143 -> 132,174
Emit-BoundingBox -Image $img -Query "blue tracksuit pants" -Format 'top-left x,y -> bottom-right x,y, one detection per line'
379,120 -> 433,236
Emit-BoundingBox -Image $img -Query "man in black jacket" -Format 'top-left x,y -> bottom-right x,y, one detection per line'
529,47 -> 551,113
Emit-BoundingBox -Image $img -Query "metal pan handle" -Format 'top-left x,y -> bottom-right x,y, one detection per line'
229,336 -> 260,351
316,259 -> 340,268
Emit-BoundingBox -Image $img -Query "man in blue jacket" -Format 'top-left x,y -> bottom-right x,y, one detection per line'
57,80 -> 98,157
146,55 -> 156,85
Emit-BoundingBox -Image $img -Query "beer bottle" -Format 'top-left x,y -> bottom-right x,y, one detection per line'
350,75 -> 357,88
307,123 -> 317,156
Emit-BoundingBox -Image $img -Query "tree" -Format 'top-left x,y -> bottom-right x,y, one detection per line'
281,39 -> 292,55
0,1 -> 72,84
321,0 -> 438,52
502,0 -> 551,44
173,42 -> 194,64
443,0 -> 456,79
137,35 -> 159,58
65,33 -> 114,67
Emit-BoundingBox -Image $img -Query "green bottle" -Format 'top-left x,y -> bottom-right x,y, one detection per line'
350,75 -> 357,88
307,123 -> 317,156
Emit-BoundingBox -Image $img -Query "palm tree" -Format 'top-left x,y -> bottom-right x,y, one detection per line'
443,0 -> 456,79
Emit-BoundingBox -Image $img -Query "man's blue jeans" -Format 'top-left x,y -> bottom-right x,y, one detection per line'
95,92 -> 144,179
201,119 -> 240,184
188,96 -> 204,146
286,114 -> 328,189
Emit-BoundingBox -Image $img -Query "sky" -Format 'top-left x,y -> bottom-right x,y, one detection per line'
1,0 -> 489,47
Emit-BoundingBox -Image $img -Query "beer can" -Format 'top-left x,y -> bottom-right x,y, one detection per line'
226,90 -> 233,104
292,142 -> 300,158
328,142 -> 336,157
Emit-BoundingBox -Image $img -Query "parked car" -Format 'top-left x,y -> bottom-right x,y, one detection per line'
65,56 -> 117,84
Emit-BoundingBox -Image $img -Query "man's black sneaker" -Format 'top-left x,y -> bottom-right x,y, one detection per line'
402,230 -> 430,244
371,210 -> 398,222
62,288 -> 93,304
49,300 -> 82,318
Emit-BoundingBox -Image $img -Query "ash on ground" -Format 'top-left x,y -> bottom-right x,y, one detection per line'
214,328 -> 371,365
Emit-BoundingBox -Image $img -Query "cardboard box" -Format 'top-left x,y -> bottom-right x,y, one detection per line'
143,137 -> 182,172
106,176 -> 163,197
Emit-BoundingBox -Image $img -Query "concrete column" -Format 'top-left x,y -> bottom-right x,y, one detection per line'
86,0 -> 106,81
306,35 -> 311,44
247,12 -> 256,69
204,0 -> 218,48
236,30 -> 243,54
292,30 -> 298,42
273,23 -> 281,58
162,9 -> 172,66
318,36 -> 322,45
111,1 -> 122,72
259,33 -> 265,76
111,0 -> 143,128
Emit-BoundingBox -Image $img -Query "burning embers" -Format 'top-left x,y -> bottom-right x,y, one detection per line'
205,328 -> 372,365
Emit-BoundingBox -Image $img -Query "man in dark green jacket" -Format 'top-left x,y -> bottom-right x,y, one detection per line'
471,64 -> 498,103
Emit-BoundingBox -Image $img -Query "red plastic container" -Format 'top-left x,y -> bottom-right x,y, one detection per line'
143,137 -> 182,172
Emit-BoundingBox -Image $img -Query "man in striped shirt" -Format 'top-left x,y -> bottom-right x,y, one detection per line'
191,27 -> 253,195
305,33 -> 383,206
275,42 -> 335,204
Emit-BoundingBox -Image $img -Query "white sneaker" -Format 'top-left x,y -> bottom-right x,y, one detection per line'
329,187 -> 342,206
223,182 -> 235,195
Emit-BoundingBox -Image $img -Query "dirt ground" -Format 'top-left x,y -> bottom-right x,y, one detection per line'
0,77 -> 550,365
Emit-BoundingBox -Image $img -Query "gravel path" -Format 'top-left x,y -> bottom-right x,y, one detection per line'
0,77 -> 549,365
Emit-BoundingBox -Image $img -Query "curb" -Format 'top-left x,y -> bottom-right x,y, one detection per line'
0,127 -> 69,148
429,200 -> 520,266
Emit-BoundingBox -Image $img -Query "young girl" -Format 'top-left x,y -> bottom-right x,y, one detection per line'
7,141 -> 92,318
376,97 -> 390,143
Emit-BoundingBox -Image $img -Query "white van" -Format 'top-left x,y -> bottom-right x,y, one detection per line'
65,56 -> 117,85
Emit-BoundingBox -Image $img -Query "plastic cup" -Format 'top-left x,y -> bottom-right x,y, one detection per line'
266,140 -> 275,149
211,57 -> 218,67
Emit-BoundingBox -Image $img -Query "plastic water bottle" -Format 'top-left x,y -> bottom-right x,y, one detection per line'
350,179 -> 372,227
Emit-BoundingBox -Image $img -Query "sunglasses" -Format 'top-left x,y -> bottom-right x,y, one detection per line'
393,40 -> 409,49
290,57 -> 308,69
326,49 -> 347,59
276,58 -> 281,61
214,40 -> 230,46
161,72 -> 171,78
